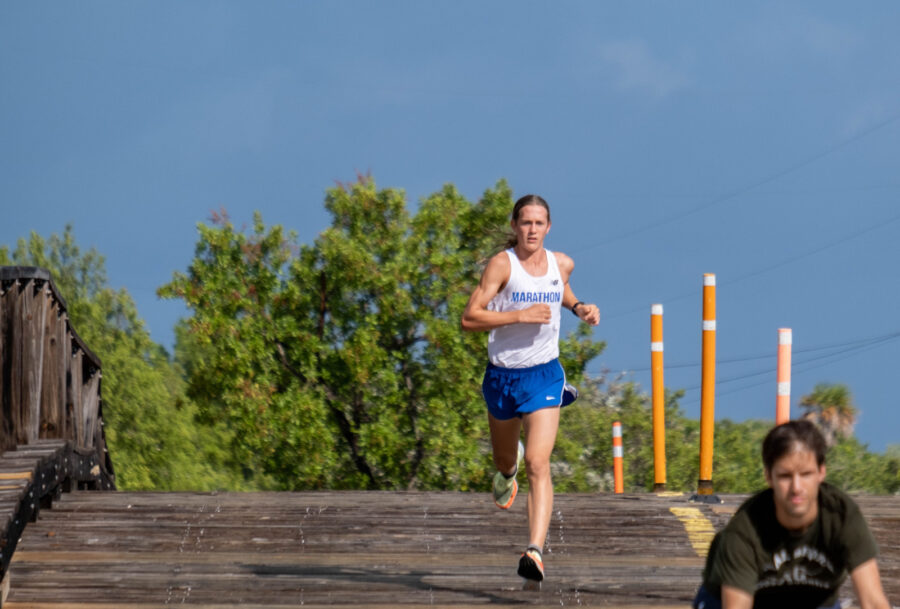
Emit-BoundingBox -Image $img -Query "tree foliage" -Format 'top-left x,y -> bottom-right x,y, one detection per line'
553,375 -> 700,492
799,382 -> 858,447
160,177 -> 606,490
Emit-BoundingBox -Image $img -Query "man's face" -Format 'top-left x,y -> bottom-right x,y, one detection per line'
511,205 -> 550,253
764,446 -> 826,530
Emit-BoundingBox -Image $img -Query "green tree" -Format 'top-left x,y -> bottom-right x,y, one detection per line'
1,227 -> 245,490
159,177 -> 606,490
553,374 -> 701,493
799,383 -> 858,447
826,436 -> 900,494
711,418 -> 768,493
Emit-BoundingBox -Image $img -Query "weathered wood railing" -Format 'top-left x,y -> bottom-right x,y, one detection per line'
0,266 -> 115,600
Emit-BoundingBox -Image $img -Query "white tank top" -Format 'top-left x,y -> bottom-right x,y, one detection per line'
487,249 -> 563,368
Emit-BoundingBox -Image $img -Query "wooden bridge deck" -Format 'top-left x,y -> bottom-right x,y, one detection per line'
4,490 -> 898,608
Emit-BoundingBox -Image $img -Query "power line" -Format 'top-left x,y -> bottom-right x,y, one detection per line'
571,111 -> 900,254
627,330 -> 900,372
673,332 -> 900,400
621,329 -> 900,374
601,207 -> 900,322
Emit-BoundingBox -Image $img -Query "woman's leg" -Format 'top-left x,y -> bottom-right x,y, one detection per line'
488,413 -> 522,475
522,406 -> 560,548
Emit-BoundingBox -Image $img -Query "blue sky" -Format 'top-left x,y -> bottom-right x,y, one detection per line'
2,2 -> 898,452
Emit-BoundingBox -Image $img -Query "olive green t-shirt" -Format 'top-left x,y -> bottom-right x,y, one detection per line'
702,482 -> 878,607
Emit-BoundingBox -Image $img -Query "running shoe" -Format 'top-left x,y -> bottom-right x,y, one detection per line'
517,547 -> 545,582
492,470 -> 518,509
562,383 -> 578,406
492,440 -> 525,509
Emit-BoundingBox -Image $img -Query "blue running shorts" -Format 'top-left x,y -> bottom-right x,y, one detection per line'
482,358 -> 573,421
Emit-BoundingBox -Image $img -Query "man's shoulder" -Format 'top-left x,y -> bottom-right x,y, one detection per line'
817,482 -> 865,530
718,488 -> 776,541
818,481 -> 857,510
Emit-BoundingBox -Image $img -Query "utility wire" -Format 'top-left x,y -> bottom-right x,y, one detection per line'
571,111 -> 900,254
622,329 -> 900,374
623,330 -> 900,373
601,208 -> 900,321
674,332 -> 900,399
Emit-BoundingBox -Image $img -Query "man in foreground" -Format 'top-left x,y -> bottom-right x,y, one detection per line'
694,420 -> 890,609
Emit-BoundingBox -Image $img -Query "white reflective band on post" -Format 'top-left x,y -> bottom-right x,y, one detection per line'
778,382 -> 791,396
703,320 -> 716,331
779,329 -> 792,345
613,446 -> 623,458
612,426 -> 622,438
651,342 -> 664,352
704,275 -> 716,286
651,304 -> 663,315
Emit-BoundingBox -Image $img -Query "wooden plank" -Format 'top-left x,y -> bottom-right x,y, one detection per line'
3,492 -> 711,606
7,490 -> 898,607
61,322 -> 73,448
0,280 -> 6,454
24,283 -> 47,444
3,601 -> 690,609
80,373 -> 100,451
53,309 -> 67,441
0,473 -> 32,482
39,292 -> 63,440
8,280 -> 25,450
67,350 -> 82,453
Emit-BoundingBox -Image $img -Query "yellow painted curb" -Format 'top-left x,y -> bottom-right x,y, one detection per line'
670,506 -> 716,558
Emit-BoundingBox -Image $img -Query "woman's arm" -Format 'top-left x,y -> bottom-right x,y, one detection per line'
555,252 -> 600,326
461,253 -> 551,332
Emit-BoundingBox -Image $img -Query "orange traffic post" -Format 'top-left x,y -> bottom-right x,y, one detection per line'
692,273 -> 721,503
776,328 -> 792,425
651,304 -> 666,491
612,421 -> 624,494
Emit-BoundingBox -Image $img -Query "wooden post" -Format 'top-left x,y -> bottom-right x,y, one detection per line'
69,344 -> 83,449
0,281 -> 6,452
776,328 -> 792,425
651,304 -> 666,491
11,279 -> 26,447
82,370 -> 101,449
24,279 -> 47,443
40,289 -> 58,438
1,569 -> 9,605
692,274 -> 721,503
612,421 -> 624,494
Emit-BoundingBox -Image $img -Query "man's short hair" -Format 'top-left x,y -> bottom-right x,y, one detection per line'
762,420 -> 827,472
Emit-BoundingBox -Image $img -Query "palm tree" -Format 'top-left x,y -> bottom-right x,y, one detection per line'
799,383 -> 858,447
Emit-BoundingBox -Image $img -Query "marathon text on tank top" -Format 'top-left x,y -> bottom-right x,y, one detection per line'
487,249 -> 563,368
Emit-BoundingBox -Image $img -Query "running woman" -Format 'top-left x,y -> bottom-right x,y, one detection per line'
461,194 -> 600,584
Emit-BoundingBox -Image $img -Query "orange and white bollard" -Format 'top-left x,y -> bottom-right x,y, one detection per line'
613,421 -> 624,494
693,273 -> 720,503
776,328 -> 792,425
651,304 -> 666,491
